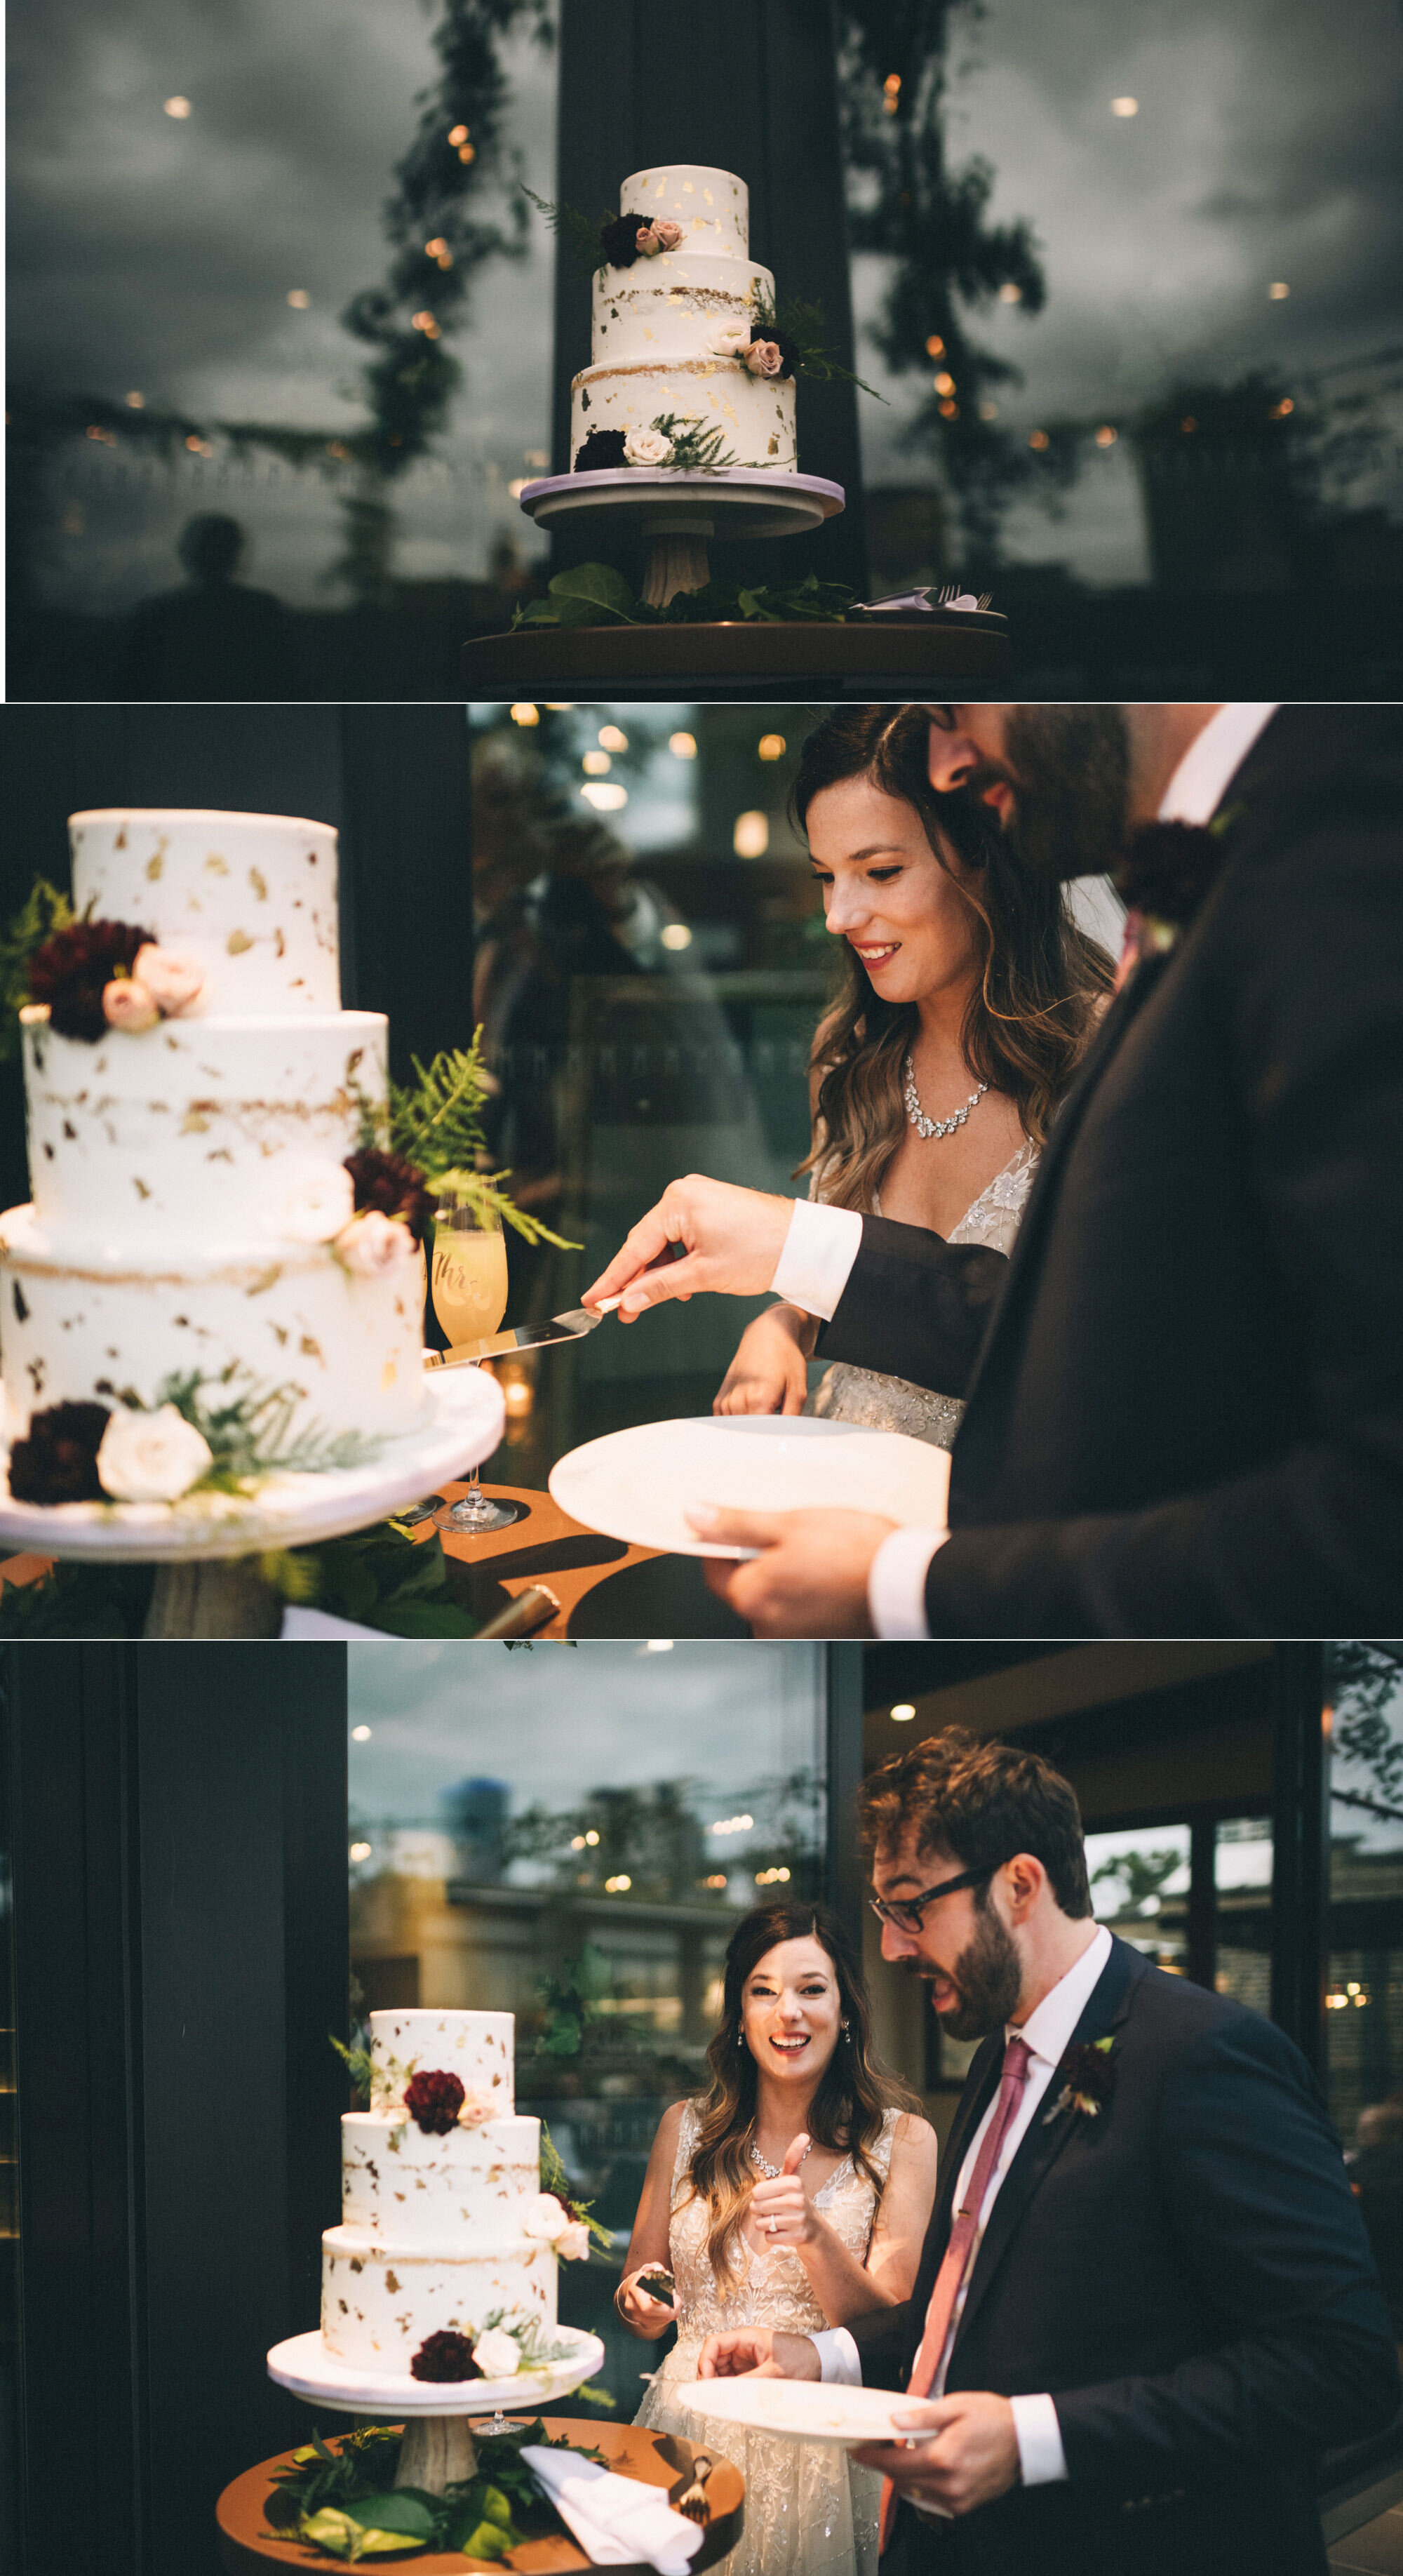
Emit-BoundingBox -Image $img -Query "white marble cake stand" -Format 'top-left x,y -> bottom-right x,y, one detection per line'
267,2323 -> 607,2493
518,467 -> 845,605
0,1363 -> 504,1563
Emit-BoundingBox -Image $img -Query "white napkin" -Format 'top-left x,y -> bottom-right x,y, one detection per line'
521,2445 -> 705,2574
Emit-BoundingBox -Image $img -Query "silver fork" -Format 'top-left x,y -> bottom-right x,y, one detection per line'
976,592 -> 993,610
675,2455 -> 713,2525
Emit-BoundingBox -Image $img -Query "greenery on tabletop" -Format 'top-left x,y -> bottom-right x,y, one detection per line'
514,561 -> 857,629
266,2420 -> 607,2564
0,1518 -> 477,1640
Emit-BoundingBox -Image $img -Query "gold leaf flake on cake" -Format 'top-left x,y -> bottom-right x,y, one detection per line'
300,1334 -> 324,1361
249,867 -> 268,900
205,854 -> 229,875
146,853 -> 164,880
133,1177 -> 152,1199
227,930 -> 253,954
180,1110 -> 210,1134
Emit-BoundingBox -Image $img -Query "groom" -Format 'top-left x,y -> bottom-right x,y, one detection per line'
697,1729 -> 1399,2575
584,702 -> 1403,1635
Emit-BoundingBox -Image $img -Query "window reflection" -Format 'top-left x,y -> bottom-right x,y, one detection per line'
346,1641 -> 826,2406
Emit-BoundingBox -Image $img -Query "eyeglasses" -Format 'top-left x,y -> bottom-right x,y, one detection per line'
869,1860 -> 1002,1933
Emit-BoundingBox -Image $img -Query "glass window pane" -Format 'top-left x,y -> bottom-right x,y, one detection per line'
346,1641 -> 826,2408
1214,1817 -> 1273,2017
1085,1823 -> 1192,1973
1327,1643 -> 1403,2326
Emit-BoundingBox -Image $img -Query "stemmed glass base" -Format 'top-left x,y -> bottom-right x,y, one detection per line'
435,1488 -> 521,1535
471,2408 -> 532,2440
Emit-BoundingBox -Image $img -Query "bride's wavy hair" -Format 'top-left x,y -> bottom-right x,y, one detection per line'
793,706 -> 1113,1210
681,1901 -> 919,2285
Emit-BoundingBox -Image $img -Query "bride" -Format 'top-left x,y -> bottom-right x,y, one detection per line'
715,704 -> 1113,1444
618,1901 -> 937,2575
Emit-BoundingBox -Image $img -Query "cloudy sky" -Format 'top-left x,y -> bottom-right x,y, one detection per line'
11,0 -> 1402,608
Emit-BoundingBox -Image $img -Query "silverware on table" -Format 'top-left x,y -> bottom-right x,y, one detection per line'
675,2456 -> 714,2525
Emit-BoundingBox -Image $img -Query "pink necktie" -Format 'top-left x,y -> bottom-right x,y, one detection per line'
878,2034 -> 1033,2554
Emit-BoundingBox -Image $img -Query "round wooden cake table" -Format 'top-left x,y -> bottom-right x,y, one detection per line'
216,2419 -> 744,2574
462,615 -> 1008,696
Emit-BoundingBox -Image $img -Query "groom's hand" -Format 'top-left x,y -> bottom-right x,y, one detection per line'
853,2393 -> 1021,2517
583,1177 -> 796,1319
687,1506 -> 897,1636
699,2328 -> 821,2381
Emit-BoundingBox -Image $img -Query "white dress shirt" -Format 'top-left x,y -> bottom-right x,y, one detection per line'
768,704 -> 1282,1639
811,1921 -> 1114,2495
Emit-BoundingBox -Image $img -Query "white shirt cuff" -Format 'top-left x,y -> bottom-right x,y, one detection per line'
770,1197 -> 864,1321
867,1525 -> 949,1639
812,2327 -> 862,2386
1009,2392 -> 1068,2485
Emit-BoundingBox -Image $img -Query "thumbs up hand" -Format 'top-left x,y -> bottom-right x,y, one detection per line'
749,2134 -> 818,2248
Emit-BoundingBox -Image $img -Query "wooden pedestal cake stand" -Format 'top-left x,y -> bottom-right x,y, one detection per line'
518,465 -> 846,606
220,2326 -> 744,2571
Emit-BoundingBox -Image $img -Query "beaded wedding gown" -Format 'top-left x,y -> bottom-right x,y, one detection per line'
803,1140 -> 1040,1448
634,2103 -> 903,2576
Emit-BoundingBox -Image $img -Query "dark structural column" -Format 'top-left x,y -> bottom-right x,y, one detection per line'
826,1644 -> 867,1951
8,1641 -> 349,2576
551,0 -> 868,593
1269,1641 -> 1329,2075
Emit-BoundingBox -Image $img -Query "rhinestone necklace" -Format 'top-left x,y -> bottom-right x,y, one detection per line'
749,2134 -> 812,2180
903,1051 -> 988,1141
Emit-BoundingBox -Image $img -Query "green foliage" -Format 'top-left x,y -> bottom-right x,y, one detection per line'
267,2412 -> 612,2557
0,878 -> 74,1060
538,2117 -> 616,2255
0,1558 -> 156,1637
141,1368 -> 382,1490
752,291 -> 887,403
364,1036 -> 580,1252
650,413 -> 738,473
1331,1643 -> 1403,1802
516,564 -> 858,630
521,182 -> 615,276
277,1521 -> 481,1639
1091,1846 -> 1185,1916
329,2034 -> 377,2103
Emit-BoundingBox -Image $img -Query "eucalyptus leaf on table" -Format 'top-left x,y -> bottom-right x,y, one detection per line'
515,562 -> 859,629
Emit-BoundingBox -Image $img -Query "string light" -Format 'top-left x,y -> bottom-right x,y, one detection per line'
349,1841 -> 372,1862
661,923 -> 692,950
882,73 -> 901,112
1094,425 -> 1117,446
351,1725 -> 372,1742
287,289 -> 311,309
581,782 -> 628,811
1269,398 -> 1295,418
757,733 -> 786,760
125,392 -> 145,410
734,811 -> 769,857
979,401 -> 1000,421
925,334 -> 946,356
1110,96 -> 1139,116
448,124 -> 469,145
605,1874 -> 632,1893
890,1704 -> 915,1723
1268,281 -> 1290,300
582,750 -> 612,775
998,283 -> 1022,304
598,723 -> 629,751
939,399 -> 959,419
756,1867 -> 792,1885
1180,416 -> 1198,434
710,1815 -> 755,1836
669,730 -> 697,759
934,371 -> 955,396
509,703 -> 539,726
163,96 -> 192,119
1029,429 -> 1050,451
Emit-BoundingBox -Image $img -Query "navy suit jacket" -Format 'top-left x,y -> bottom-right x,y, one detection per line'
817,706 -> 1403,1633
847,1937 -> 1398,2576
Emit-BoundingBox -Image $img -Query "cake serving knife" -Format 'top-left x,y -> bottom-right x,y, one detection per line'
423,1241 -> 686,1368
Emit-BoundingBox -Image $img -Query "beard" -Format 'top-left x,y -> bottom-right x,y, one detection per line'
914,1901 -> 1023,2043
968,707 -> 1132,884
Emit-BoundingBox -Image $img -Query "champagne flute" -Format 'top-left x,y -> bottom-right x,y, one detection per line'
429,1184 -> 518,1535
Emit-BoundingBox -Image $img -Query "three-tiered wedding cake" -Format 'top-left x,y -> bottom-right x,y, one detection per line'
0,808 -> 427,1509
571,164 -> 798,473
323,2009 -> 583,2379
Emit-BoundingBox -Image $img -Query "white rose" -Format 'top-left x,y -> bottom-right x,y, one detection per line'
624,426 -> 673,467
265,1163 -> 356,1243
711,324 -> 751,359
557,2220 -> 591,2262
133,943 -> 206,1017
97,1403 -> 213,1503
333,1209 -> 417,1277
521,2191 -> 571,2242
471,2326 -> 522,2380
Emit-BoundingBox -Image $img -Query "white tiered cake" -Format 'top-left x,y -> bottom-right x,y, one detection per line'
323,2009 -> 570,2377
0,808 -> 427,1502
571,163 -> 797,472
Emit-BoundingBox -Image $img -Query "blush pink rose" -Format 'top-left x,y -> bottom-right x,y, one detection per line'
636,224 -> 664,258
652,220 -> 684,249
745,340 -> 784,378
102,976 -> 160,1032
333,1208 -> 417,1276
133,943 -> 206,1017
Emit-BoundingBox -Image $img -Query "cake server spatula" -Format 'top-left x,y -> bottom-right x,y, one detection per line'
423,1241 -> 685,1368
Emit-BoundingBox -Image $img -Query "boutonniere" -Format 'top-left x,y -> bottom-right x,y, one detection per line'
1042,2035 -> 1116,2125
1110,805 -> 1243,992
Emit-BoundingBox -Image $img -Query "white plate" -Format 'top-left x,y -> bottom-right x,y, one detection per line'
674,2377 -> 924,2446
266,2323 -> 607,2417
0,1363 -> 504,1562
549,1415 -> 951,1558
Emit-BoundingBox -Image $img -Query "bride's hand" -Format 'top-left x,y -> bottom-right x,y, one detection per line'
714,1312 -> 810,1416
615,2266 -> 680,2338
749,2170 -> 821,2248
699,2328 -> 821,2381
